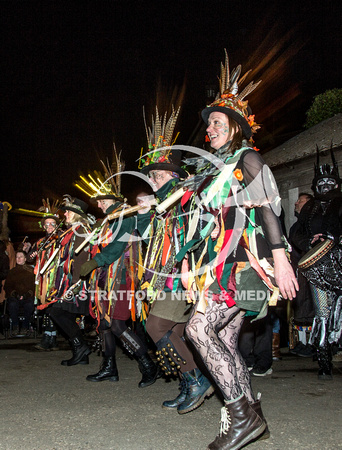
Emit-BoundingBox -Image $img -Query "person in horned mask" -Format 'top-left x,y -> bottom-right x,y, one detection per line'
292,147 -> 342,380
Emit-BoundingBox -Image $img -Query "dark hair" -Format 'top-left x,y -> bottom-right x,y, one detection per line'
227,116 -> 244,154
43,216 -> 57,223
298,193 -> 313,201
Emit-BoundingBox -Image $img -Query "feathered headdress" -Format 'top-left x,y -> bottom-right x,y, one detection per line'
139,105 -> 186,178
202,49 -> 261,139
37,198 -> 61,227
75,143 -> 126,203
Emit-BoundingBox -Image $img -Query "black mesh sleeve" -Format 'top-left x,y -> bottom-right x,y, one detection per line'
241,150 -> 285,250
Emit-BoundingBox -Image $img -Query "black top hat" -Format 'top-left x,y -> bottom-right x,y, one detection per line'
140,149 -> 187,178
61,198 -> 89,220
201,105 -> 253,139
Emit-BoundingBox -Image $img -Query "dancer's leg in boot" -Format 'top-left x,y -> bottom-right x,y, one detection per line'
45,317 -> 58,350
112,319 -> 158,387
35,314 -> 50,350
237,318 -> 271,440
146,315 -> 213,411
218,312 -> 256,404
35,315 -> 57,350
112,319 -> 147,358
87,320 -> 118,382
133,318 -> 152,352
186,300 -> 255,403
309,285 -> 333,379
48,307 -> 90,366
250,393 -> 270,440
207,394 -> 265,450
317,335 -> 333,379
186,299 -> 265,448
146,316 -> 197,373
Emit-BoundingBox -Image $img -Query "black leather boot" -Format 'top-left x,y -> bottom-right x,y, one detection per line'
177,368 -> 214,414
137,353 -> 159,388
207,394 -> 266,450
250,394 -> 270,440
34,333 -> 51,351
162,376 -> 187,409
86,356 -> 119,382
48,334 -> 59,351
119,328 -> 158,388
317,343 -> 333,380
61,336 -> 91,366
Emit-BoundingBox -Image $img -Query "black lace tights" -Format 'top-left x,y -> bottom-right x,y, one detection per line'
185,298 -> 255,403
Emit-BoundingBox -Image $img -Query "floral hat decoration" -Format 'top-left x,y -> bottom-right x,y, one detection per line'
202,49 -> 262,139
74,144 -> 126,203
139,105 -> 187,178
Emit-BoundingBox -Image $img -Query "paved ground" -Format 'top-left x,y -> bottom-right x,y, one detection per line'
0,336 -> 341,450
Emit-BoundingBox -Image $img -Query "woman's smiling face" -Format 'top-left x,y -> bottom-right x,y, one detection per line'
206,111 -> 231,150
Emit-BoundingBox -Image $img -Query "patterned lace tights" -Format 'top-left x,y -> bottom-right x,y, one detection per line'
186,299 -> 255,403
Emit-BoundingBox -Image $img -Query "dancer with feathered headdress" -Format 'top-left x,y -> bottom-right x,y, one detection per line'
180,50 -> 298,449
79,145 -> 159,387
137,103 -> 214,414
43,196 -> 93,365
28,199 -> 63,350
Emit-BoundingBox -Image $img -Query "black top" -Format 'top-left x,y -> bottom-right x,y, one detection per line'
292,197 -> 342,253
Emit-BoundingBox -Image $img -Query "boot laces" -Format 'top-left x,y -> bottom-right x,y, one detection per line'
219,405 -> 232,436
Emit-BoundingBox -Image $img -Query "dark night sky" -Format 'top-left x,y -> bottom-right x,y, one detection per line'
1,1 -> 341,211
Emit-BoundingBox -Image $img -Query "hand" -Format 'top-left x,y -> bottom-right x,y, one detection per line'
23,242 -> 32,252
136,194 -> 156,214
272,248 -> 299,300
80,259 -> 98,277
311,233 -> 324,245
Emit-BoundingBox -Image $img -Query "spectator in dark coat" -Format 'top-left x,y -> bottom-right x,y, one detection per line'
4,250 -> 35,335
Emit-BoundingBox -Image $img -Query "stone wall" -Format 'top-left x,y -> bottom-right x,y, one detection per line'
262,114 -> 342,233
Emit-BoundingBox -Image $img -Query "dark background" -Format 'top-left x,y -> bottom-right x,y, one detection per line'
1,1 -> 341,215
